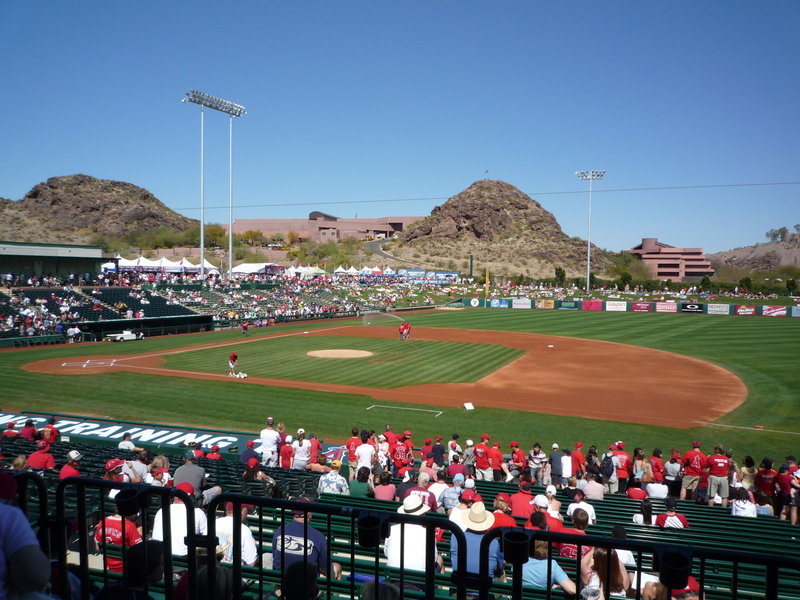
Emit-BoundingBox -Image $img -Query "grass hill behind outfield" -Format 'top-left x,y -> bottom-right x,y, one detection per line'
2,310 -> 797,462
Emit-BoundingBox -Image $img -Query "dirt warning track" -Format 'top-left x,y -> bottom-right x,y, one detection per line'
23,325 -> 746,429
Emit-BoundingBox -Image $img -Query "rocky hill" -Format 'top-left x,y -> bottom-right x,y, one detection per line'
708,236 -> 800,270
386,180 -> 611,278
0,174 -> 196,245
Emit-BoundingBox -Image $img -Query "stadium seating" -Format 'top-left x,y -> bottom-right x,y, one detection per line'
91,287 -> 199,317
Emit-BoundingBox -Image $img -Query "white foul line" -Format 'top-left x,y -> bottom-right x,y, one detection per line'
694,422 -> 800,436
366,405 -> 443,418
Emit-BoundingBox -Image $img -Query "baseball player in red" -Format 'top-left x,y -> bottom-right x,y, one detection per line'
228,352 -> 238,377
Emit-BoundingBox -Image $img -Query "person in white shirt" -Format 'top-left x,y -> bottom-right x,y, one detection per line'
215,502 -> 259,566
427,471 -> 450,509
645,480 -> 669,499
566,490 -> 596,524
730,488 -> 757,517
151,482 -> 207,556
354,434 -> 375,472
117,433 -> 143,452
292,429 -> 312,470
259,417 -> 280,467
385,496 -> 443,572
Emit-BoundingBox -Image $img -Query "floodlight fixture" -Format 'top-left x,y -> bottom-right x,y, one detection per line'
575,169 -> 606,294
182,89 -> 247,282
182,89 -> 246,118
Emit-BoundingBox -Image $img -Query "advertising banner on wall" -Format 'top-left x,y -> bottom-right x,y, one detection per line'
605,301 -> 627,312
655,302 -> 678,313
735,305 -> 757,316
582,300 -> 602,311
489,298 -> 510,308
511,298 -> 532,309
465,298 -> 483,308
535,299 -> 555,310
706,304 -> 730,315
791,306 -> 800,318
631,302 -> 652,313
762,305 -> 788,317
558,301 -> 579,310
680,303 -> 704,313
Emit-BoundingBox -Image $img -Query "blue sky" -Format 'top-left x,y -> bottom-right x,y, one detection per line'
1,1 -> 798,253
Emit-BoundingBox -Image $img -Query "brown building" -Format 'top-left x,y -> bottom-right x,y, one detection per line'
230,212 -> 423,243
629,237 -> 715,281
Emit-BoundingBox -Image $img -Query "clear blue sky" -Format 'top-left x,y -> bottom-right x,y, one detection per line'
1,1 -> 798,253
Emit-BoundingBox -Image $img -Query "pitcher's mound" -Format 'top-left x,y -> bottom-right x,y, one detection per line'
307,349 -> 374,359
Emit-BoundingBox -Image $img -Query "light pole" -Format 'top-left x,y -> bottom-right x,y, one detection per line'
182,90 -> 246,282
575,170 -> 605,294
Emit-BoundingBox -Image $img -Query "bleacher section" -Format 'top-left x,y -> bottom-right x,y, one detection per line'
9,288 -> 119,321
92,287 -> 198,317
3,435 -> 799,600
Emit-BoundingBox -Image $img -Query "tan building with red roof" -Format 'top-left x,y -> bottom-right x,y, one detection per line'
629,237 -> 714,281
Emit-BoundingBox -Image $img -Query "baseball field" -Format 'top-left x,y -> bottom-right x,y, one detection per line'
6,308 -> 800,461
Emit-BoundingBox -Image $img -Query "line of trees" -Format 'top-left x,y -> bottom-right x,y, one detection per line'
765,224 -> 800,242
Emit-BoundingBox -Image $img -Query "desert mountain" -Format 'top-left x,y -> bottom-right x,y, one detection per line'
387,180 -> 611,278
0,174 -> 196,245
708,236 -> 800,270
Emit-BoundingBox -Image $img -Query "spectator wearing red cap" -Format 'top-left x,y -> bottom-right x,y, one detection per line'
240,440 -> 259,465
390,435 -> 412,477
216,502 -> 258,566
510,479 -> 536,519
572,442 -> 587,477
27,441 -> 55,471
681,441 -> 707,501
2,423 -> 19,438
206,445 -> 222,460
152,482 -> 208,556
490,492 -> 517,528
103,458 -> 142,488
613,441 -> 632,494
420,438 -> 434,464
474,434 -> 493,481
449,488 -> 482,531
503,441 -> 526,483
489,442 -> 505,482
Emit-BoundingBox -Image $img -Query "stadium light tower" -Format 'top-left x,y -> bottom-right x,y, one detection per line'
575,170 -> 605,294
182,90 -> 246,282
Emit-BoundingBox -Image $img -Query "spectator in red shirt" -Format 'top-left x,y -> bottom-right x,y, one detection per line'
279,436 -> 295,469
27,441 -> 56,470
474,434 -> 493,481
489,442 -> 505,482
510,480 -> 536,519
558,508 -> 591,559
490,492 -> 517,529
345,427 -> 361,480
774,464 -> 794,519
383,424 -> 397,447
41,417 -> 60,443
680,441 -> 707,501
307,433 -> 322,465
2,422 -> 19,438
755,457 -> 778,498
526,495 -> 563,532
206,445 -> 222,460
650,448 -> 665,483
705,444 -> 732,507
94,507 -> 143,572
571,442 -> 587,478
504,441 -> 526,483
447,455 -> 467,479
613,442 -> 632,494
656,498 -> 690,529
419,438 -> 434,464
20,420 -> 39,442
59,450 -> 83,479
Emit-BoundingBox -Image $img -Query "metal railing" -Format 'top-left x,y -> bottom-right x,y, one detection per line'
7,472 -> 799,600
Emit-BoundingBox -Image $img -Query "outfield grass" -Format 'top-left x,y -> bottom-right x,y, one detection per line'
162,334 -> 524,387
2,310 -> 798,461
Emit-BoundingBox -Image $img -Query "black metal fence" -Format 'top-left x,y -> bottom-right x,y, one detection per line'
9,473 -> 800,600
